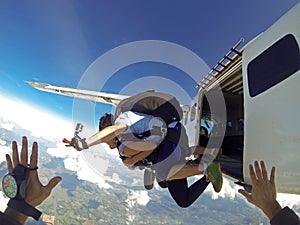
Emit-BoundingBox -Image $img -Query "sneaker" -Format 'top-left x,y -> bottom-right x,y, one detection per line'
205,162 -> 223,192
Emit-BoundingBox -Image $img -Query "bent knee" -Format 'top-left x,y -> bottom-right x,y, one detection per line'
175,200 -> 192,208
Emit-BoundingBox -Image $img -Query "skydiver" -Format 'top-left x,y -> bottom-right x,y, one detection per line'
63,110 -> 223,208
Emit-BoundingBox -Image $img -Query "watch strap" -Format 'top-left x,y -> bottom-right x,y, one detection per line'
8,199 -> 42,221
13,164 -> 39,175
13,164 -> 28,175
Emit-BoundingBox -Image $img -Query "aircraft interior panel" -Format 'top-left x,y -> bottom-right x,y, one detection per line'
199,67 -> 245,181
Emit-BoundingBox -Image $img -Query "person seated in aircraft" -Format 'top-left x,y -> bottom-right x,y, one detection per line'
238,161 -> 300,225
0,136 -> 61,225
64,112 -> 222,208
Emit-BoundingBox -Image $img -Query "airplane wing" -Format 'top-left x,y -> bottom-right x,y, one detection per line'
26,81 -> 129,106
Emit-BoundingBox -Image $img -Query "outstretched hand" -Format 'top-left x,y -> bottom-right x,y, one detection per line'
238,161 -> 282,220
62,137 -> 87,151
6,136 -> 62,207
62,138 -> 75,148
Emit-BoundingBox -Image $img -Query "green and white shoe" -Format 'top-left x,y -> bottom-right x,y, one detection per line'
205,162 -> 223,192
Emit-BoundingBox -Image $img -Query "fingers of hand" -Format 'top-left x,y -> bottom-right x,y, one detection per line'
62,138 -> 71,144
254,161 -> 263,181
249,164 -> 258,185
6,154 -> 13,172
21,136 -> 28,166
260,161 -> 269,181
270,166 -> 276,185
12,141 -> 20,166
10,137 -> 39,171
30,142 -> 38,168
238,189 -> 252,203
45,176 -> 62,196
63,138 -> 76,148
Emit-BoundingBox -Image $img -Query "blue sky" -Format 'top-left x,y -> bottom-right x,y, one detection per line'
0,0 -> 299,124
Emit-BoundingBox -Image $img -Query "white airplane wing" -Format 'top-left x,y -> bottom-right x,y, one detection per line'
26,81 -> 129,106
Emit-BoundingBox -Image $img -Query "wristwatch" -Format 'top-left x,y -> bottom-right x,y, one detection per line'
2,164 -> 42,221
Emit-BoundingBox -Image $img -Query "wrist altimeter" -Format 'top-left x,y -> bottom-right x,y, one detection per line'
2,164 -> 42,221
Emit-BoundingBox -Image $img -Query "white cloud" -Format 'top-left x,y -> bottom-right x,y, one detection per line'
203,178 -> 238,200
202,176 -> 300,210
125,189 -> 151,223
111,173 -> 122,184
47,143 -> 113,189
0,139 -> 6,146
76,156 -> 112,189
0,191 -> 9,212
47,142 -> 79,159
202,176 -> 300,213
126,190 -> 151,208
0,94 -> 73,141
277,193 -> 300,209
0,140 -> 11,163
0,121 -> 15,131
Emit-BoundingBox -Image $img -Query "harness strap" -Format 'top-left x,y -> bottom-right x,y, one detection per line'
119,125 -> 167,141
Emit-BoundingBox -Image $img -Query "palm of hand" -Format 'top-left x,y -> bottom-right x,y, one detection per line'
6,137 -> 61,208
247,173 -> 277,209
25,170 -> 51,207
238,161 -> 281,220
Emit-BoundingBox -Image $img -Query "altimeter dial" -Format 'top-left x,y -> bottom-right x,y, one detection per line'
2,174 -> 18,198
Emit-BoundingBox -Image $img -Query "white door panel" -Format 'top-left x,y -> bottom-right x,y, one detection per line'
243,2 -> 300,194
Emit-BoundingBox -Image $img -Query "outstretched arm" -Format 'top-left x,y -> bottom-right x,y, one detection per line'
2,136 -> 61,225
63,122 -> 127,150
238,161 -> 299,224
85,122 -> 127,147
238,161 -> 282,220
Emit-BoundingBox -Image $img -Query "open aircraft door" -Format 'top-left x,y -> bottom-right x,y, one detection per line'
242,2 -> 300,194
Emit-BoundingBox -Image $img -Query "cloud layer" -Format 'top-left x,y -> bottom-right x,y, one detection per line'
0,94 -> 73,141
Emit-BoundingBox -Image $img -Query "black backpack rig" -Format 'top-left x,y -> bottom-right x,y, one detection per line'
113,91 -> 190,189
